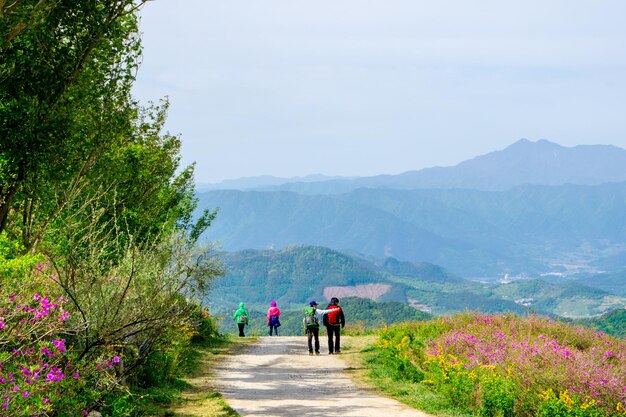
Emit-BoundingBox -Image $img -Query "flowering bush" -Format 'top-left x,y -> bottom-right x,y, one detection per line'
376,313 -> 626,417
0,246 -> 119,415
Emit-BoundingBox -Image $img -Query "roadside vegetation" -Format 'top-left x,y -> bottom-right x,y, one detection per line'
358,312 -> 625,417
1,1 -> 223,414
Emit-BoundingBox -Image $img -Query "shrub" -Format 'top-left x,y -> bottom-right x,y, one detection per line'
0,249 -> 118,415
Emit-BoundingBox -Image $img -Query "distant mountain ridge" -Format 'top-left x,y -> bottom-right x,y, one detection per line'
197,174 -> 353,192
197,182 -> 626,276
200,139 -> 626,193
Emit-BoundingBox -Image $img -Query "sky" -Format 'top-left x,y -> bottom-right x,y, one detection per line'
133,1 -> 626,184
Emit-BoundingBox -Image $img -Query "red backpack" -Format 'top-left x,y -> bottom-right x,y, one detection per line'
326,306 -> 342,326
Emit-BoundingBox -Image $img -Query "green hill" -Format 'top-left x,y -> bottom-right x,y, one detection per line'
491,279 -> 625,318
577,308 -> 626,338
207,246 -> 623,331
209,245 -> 398,312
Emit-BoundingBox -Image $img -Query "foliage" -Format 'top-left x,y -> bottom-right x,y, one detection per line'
210,245 -> 534,317
0,250 -> 117,415
577,309 -> 626,339
373,313 -> 626,416
1,1 -> 223,414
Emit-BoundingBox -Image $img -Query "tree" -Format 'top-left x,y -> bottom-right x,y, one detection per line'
1,2 -> 223,410
0,0 -> 147,240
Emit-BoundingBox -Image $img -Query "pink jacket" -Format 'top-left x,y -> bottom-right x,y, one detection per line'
267,306 -> 281,324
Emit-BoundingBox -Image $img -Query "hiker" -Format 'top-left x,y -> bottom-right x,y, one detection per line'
267,300 -> 281,336
323,297 -> 345,354
302,300 -> 336,355
233,302 -> 249,337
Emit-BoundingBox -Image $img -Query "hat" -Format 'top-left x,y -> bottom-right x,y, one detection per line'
309,300 -> 318,306
270,300 -> 277,307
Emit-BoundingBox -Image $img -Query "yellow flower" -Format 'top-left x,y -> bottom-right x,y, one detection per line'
538,389 -> 553,402
581,399 -> 595,410
559,390 -> 574,410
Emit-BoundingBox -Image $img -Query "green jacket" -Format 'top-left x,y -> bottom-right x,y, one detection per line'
233,303 -> 249,325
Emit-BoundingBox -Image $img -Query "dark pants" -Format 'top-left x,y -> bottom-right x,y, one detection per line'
269,326 -> 279,336
306,327 -> 320,353
237,323 -> 245,337
326,325 -> 341,353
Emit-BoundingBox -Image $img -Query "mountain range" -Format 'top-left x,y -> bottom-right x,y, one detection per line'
200,139 -> 626,193
197,182 -> 626,277
198,139 -> 626,313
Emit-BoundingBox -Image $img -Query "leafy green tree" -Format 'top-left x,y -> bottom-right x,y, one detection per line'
0,0 -> 147,242
1,2 -> 223,411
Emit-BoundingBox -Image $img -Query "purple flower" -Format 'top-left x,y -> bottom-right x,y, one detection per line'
45,368 -> 65,382
22,391 -> 29,398
52,339 -> 66,354
113,356 -> 120,364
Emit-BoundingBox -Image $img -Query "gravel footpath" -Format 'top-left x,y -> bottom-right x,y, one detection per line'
213,336 -> 434,417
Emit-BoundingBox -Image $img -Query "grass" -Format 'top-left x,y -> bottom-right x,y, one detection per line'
342,335 -> 472,417
139,335 -> 257,417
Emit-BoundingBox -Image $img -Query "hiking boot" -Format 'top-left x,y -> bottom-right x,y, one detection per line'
335,350 -> 341,354
329,352 -> 334,355
315,351 -> 320,355
309,352 -> 314,356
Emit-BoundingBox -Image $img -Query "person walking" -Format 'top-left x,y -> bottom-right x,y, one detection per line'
233,302 -> 249,337
323,297 -> 345,354
302,300 -> 335,355
267,300 -> 281,336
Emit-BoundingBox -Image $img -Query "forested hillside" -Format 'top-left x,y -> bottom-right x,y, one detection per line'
208,246 -> 624,325
577,308 -> 626,338
197,182 -> 626,276
210,246 -> 407,311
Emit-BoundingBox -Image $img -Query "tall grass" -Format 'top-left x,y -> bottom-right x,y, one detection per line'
374,312 -> 625,417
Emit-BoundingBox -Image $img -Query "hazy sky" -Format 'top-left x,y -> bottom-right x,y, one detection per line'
133,1 -> 626,183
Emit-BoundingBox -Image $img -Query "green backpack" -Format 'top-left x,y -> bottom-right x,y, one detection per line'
303,306 -> 319,328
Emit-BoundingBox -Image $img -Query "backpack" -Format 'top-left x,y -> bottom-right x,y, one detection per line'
303,306 -> 319,328
240,313 -> 247,323
326,306 -> 342,326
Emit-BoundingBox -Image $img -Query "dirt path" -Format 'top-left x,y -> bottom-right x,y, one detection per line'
213,336 -> 433,417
